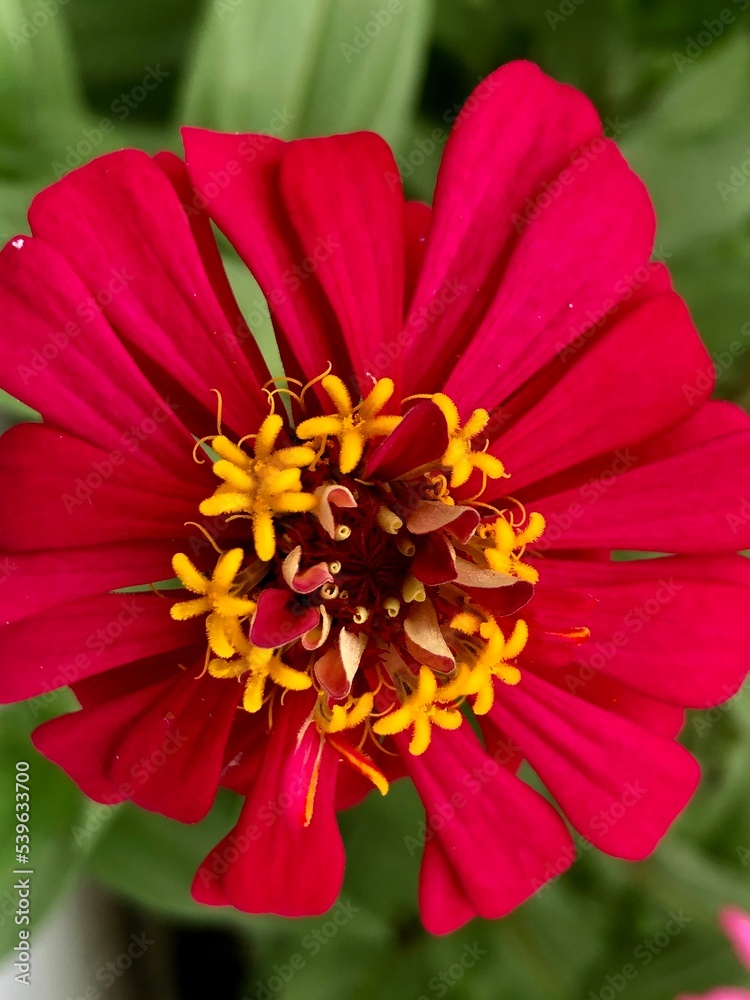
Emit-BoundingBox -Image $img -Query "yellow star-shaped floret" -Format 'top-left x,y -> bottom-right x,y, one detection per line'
372,665 -> 463,755
316,691 -> 375,734
431,393 -> 506,488
480,511 -> 545,583
210,644 -> 312,713
170,548 -> 256,658
450,611 -> 528,714
296,375 -> 401,475
199,413 -> 317,562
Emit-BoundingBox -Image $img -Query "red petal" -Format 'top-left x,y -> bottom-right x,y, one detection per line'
0,541 -> 176,625
182,128 -> 349,407
219,711 -> 266,795
398,723 -> 574,933
404,599 -> 455,673
278,133 -> 405,394
491,293 -> 712,490
0,236 -> 199,473
442,135 -> 654,414
529,402 -> 750,553
249,588 -> 320,648
401,61 -> 603,396
537,555 -> 750,708
314,647 -> 349,701
27,150 -> 270,436
557,671 -> 685,739
365,401 -> 448,481
0,423 -> 209,551
154,149 -> 268,366
282,546 -> 333,594
490,672 -> 700,859
0,593 -> 198,703
405,501 -> 479,542
404,201 -> 431,309
33,655 -> 239,822
461,580 -> 535,618
192,693 -> 344,916
412,534 -> 457,586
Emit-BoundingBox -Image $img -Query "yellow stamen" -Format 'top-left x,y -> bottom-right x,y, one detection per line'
327,734 -> 389,796
432,392 -> 506,488
450,614 -> 529,716
372,666 -> 463,755
303,733 -> 325,827
198,415 -> 317,562
296,376 -> 402,475
171,549 -> 256,657
480,511 -> 545,583
316,692 -> 375,735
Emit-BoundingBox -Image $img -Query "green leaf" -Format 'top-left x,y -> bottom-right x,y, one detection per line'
222,250 -> 283,376
619,33 -> 750,395
0,0 -> 84,177
635,837 -> 750,922
621,32 -> 750,254
0,389 -> 38,434
339,779 -> 421,924
85,790 -> 250,926
63,0 -> 203,91
179,0 -> 434,150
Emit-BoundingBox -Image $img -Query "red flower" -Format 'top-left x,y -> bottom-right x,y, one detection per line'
2,61 -> 750,934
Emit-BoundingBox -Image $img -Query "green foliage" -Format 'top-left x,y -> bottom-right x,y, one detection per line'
0,0 -> 82,178
179,0 -> 434,151
621,32 -> 750,398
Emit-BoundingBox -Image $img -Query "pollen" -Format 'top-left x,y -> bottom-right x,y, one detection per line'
170,548 -> 256,658
241,653 -> 313,714
431,393 -> 506,488
373,666 -> 464,755
449,611 -> 529,715
296,375 -> 402,474
480,510 -> 545,583
198,414 -> 318,562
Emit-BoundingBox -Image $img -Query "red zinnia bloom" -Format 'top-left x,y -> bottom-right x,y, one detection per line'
2,62 -> 750,934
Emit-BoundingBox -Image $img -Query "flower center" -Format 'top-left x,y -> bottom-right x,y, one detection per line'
277,502 -> 412,628
169,371 -> 586,810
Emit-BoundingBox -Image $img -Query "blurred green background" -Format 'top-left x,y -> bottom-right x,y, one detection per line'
2,1 -> 750,997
